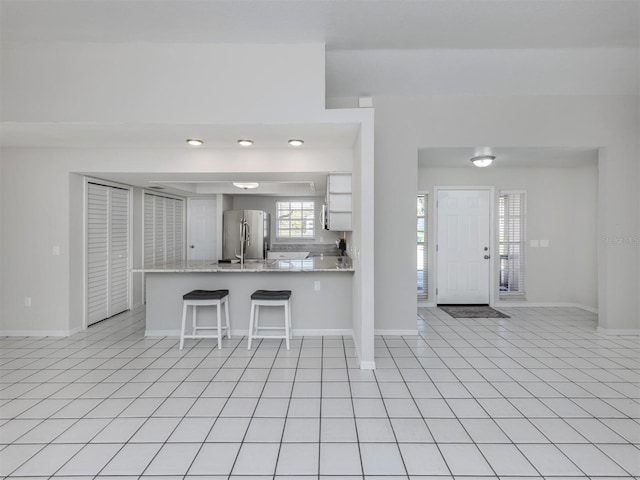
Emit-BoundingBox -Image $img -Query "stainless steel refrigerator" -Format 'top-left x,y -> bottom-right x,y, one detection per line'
222,210 -> 270,260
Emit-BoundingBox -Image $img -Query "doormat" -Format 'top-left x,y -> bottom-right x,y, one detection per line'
438,304 -> 510,319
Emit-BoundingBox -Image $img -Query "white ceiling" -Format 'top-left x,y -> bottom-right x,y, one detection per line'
0,0 -> 634,190
2,0 -> 638,49
87,171 -> 330,197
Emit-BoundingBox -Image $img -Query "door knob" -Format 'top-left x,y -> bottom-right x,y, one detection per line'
190,245 -> 195,248
484,254 -> 490,259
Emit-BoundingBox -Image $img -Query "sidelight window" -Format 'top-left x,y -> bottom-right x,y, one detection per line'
499,191 -> 526,297
417,194 -> 428,299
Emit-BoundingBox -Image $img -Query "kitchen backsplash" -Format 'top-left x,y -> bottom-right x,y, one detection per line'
271,243 -> 339,256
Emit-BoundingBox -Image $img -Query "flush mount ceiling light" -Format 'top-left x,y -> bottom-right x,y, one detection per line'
186,138 -> 204,146
288,139 -> 304,147
470,155 -> 495,167
232,182 -> 260,190
237,139 -> 254,147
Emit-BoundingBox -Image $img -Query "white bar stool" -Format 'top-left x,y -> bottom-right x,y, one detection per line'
180,289 -> 230,350
247,290 -> 292,350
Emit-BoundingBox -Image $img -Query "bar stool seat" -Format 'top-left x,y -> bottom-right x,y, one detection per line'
180,289 -> 230,350
248,290 -> 292,350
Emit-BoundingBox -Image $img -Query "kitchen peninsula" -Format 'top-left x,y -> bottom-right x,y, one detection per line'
136,256 -> 354,338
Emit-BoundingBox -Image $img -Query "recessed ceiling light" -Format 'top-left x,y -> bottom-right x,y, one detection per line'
288,139 -> 304,147
186,138 -> 204,146
237,139 -> 254,147
470,155 -> 495,167
232,182 -> 260,190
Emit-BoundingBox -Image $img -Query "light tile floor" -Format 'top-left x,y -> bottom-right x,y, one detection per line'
1,306 -> 639,479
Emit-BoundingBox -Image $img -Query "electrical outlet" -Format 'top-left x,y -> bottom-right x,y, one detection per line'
24,297 -> 32,307
52,245 -> 60,256
314,281 -> 321,291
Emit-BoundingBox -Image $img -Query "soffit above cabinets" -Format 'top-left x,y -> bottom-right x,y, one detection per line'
85,171 -> 331,197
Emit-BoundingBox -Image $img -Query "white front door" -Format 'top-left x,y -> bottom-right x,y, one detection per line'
437,189 -> 491,304
188,198 -> 217,261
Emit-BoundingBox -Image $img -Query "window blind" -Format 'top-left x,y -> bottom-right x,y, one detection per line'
499,191 -> 526,297
417,194 -> 428,299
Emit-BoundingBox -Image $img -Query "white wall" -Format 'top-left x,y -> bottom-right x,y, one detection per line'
418,165 -> 598,309
1,42 -> 326,123
374,95 -> 639,333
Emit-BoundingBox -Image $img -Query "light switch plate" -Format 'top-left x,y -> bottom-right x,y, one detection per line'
530,240 -> 539,248
540,239 -> 549,247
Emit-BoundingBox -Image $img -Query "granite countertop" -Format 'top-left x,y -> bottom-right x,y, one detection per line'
133,255 -> 354,273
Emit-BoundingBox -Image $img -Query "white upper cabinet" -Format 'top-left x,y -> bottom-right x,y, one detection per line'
326,173 -> 352,231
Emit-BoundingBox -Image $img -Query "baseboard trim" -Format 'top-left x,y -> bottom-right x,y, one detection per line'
374,329 -> 419,336
352,338 -> 376,370
294,329 -> 353,336
359,360 -> 376,370
493,302 -> 597,313
0,330 -> 73,337
418,301 -> 436,308
597,327 -> 640,336
145,328 -> 354,338
69,325 -> 84,336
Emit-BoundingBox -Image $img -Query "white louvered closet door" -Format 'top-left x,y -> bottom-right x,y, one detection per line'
173,199 -> 184,263
108,188 -> 130,316
144,193 -> 185,267
87,183 -> 130,326
87,184 -> 110,324
154,196 -> 166,265
144,196 -> 155,267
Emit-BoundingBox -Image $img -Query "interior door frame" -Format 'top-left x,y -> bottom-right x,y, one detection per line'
433,186 -> 496,306
186,196 -> 217,262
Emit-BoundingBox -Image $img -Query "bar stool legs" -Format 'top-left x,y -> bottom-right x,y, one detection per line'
179,289 -> 230,350
248,290 -> 292,350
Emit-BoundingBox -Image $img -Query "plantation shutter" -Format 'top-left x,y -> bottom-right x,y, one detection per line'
499,191 -> 526,296
417,194 -> 428,299
87,182 -> 130,325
